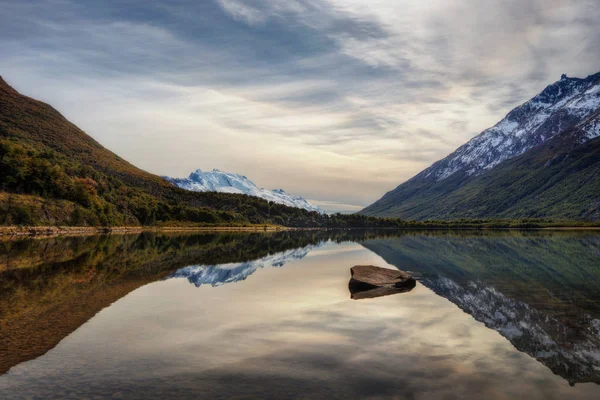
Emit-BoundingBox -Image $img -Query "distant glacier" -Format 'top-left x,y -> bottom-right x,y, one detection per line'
164,168 -> 323,213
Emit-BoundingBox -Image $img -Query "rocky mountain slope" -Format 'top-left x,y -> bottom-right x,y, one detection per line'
362,72 -> 600,220
165,169 -> 323,213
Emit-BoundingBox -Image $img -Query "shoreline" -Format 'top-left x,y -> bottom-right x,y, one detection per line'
0,225 -> 288,238
0,224 -> 599,239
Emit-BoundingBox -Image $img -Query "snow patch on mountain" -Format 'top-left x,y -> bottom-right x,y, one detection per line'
165,169 -> 323,213
425,72 -> 600,181
581,116 -> 600,141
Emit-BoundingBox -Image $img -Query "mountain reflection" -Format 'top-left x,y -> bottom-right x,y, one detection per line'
169,245 -> 320,287
0,231 -> 349,375
361,233 -> 600,385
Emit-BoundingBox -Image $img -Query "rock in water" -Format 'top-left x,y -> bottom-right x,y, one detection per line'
349,265 -> 416,300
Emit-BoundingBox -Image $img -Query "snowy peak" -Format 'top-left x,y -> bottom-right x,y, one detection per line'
184,168 -> 253,194
360,71 -> 600,220
164,169 -> 323,213
425,71 -> 600,181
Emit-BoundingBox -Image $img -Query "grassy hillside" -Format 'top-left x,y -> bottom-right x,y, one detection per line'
361,128 -> 600,221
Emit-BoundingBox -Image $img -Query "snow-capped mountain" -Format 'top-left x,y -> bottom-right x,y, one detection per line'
426,72 -> 600,181
362,71 -> 600,220
165,169 -> 323,213
168,244 -> 319,287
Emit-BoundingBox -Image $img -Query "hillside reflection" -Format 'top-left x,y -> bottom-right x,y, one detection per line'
0,229 -> 399,374
362,233 -> 600,385
1,229 -> 599,389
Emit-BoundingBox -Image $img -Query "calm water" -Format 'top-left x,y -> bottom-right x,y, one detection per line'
1,230 -> 599,399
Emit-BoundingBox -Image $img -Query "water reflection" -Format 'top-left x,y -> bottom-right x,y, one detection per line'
362,233 -> 600,385
0,231 -> 339,374
423,275 -> 600,386
350,284 -> 415,300
0,230 -> 599,399
169,244 -> 320,287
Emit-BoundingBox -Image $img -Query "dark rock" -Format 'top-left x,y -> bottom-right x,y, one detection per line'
349,265 -> 415,300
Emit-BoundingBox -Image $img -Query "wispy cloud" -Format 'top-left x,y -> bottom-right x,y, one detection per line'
1,0 -> 599,206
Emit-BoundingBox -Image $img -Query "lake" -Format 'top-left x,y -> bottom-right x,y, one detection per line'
1,230 -> 599,399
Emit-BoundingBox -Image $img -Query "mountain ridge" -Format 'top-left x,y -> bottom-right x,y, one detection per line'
424,71 -> 600,181
361,71 -> 600,220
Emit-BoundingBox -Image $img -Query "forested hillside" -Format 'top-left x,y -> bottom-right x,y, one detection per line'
0,76 -> 388,227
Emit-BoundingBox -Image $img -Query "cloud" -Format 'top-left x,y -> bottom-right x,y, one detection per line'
0,0 -> 599,206
217,0 -> 267,26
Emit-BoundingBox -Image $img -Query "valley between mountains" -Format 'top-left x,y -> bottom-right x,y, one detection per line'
1,72 -> 599,228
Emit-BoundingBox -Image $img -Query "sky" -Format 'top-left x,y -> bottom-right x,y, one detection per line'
1,0 -> 599,213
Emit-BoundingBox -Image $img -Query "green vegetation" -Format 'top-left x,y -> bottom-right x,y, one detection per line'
0,138 -> 251,226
